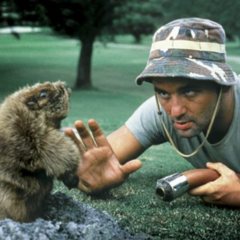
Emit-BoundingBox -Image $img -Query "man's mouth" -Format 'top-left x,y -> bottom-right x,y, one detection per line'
173,121 -> 193,131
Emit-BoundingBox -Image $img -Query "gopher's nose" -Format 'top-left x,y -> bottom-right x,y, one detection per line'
61,82 -> 72,96
58,83 -> 71,96
66,87 -> 72,95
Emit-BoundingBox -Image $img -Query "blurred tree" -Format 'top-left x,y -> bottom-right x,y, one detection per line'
0,0 -> 21,39
7,0 -> 47,26
45,0 -> 124,88
0,1 -> 18,26
113,0 -> 163,43
11,0 -> 124,89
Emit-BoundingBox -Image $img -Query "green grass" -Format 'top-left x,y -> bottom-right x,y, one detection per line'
1,32 -> 240,239
226,41 -> 240,56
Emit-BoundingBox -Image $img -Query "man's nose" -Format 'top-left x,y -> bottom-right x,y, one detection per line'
169,97 -> 186,118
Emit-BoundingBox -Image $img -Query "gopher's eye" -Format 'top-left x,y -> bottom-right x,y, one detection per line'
39,90 -> 48,98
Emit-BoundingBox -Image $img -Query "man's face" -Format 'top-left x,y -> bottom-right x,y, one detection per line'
153,78 -> 219,138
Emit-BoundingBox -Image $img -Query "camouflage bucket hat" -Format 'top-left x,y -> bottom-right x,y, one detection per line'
136,18 -> 239,85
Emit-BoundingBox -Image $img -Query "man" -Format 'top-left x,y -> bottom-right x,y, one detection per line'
65,18 -> 240,206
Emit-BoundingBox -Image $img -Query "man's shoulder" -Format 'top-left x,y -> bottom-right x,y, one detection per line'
135,96 -> 157,113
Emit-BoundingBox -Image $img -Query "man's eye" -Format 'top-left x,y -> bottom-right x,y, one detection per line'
158,91 -> 170,99
184,90 -> 197,97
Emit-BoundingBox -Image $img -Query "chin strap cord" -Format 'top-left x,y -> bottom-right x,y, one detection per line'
155,87 -> 223,158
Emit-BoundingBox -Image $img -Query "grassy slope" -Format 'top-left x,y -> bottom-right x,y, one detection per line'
0,32 -> 240,239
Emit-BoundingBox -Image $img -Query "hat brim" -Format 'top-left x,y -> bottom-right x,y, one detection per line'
136,57 -> 239,86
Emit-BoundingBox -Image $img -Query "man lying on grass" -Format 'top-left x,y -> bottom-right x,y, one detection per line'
65,18 -> 240,206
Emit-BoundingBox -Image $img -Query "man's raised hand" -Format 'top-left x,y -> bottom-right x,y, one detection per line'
64,119 -> 142,194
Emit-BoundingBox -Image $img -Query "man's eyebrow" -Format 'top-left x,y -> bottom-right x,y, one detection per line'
154,87 -> 165,93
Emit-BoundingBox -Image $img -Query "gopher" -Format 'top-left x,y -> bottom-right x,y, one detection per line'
0,81 -> 80,222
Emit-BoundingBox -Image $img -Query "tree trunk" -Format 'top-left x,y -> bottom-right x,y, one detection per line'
133,33 -> 141,44
75,37 -> 95,89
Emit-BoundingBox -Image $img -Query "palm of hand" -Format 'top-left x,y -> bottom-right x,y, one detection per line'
78,145 -> 126,193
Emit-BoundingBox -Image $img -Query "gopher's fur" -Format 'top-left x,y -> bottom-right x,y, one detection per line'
0,81 -> 79,222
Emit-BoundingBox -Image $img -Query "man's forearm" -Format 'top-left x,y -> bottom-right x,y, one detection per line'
107,125 -> 145,164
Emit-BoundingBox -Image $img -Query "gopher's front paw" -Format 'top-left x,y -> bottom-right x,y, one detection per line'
59,171 -> 79,189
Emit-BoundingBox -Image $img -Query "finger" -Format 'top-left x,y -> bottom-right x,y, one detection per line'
75,120 -> 97,149
190,190 -> 217,203
206,162 -> 234,176
189,182 -> 214,196
88,119 -> 111,147
64,127 -> 86,153
121,159 -> 142,175
78,180 -> 92,194
201,196 -> 216,203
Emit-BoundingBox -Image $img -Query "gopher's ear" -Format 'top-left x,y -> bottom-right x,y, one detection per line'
25,96 -> 39,110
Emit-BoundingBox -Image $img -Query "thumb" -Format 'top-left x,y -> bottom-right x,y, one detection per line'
121,159 -> 142,175
189,182 -> 212,195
